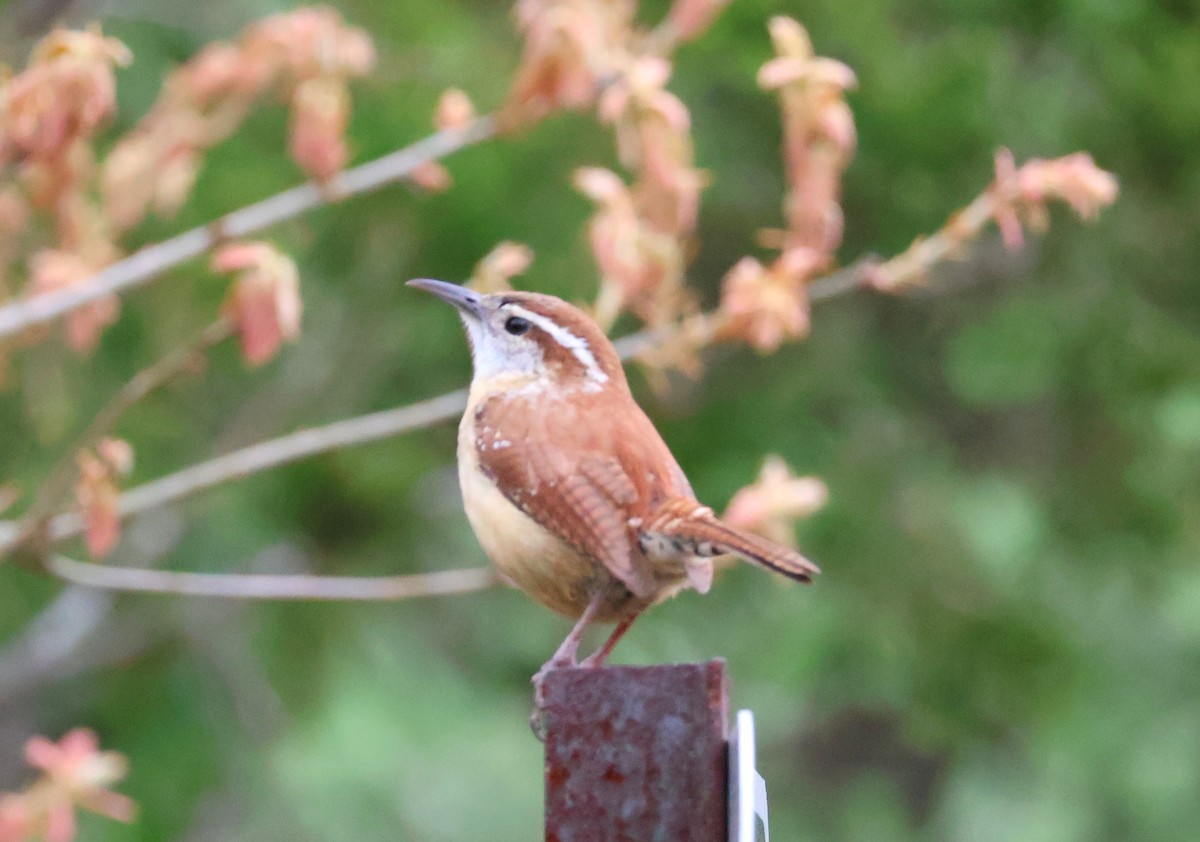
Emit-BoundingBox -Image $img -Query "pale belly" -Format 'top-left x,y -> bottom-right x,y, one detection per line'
456,403 -> 702,621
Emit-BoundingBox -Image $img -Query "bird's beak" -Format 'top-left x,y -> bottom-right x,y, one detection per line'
407,278 -> 483,318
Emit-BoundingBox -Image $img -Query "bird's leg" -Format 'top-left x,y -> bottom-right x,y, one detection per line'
530,591 -> 604,737
530,590 -> 607,738
537,589 -> 606,674
580,605 -> 644,669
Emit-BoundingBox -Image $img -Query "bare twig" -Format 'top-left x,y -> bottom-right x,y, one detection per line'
0,115 -> 497,342
868,193 -> 996,291
44,555 -> 497,600
0,389 -> 469,555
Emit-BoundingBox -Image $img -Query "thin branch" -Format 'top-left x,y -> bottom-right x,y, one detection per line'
868,192 -> 996,291
0,115 -> 497,342
0,389 -> 470,554
44,555 -> 498,600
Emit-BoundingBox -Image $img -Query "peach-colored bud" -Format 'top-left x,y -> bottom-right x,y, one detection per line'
991,147 -> 1025,250
0,795 -> 34,840
102,9 -> 372,230
30,250 -> 119,352
667,0 -> 730,41
471,241 -> 534,293
153,148 -> 202,216
211,242 -> 265,273
29,729 -> 124,788
1018,152 -> 1119,220
22,729 -> 136,829
599,57 -> 689,138
289,77 -> 350,183
763,53 -> 858,94
776,246 -> 824,279
250,7 -> 374,81
75,450 -> 121,559
724,455 -> 827,546
181,43 -> 254,105
767,16 -> 812,58
720,256 -> 810,351
628,56 -> 673,92
214,242 -> 302,366
758,20 -> 856,269
103,135 -> 201,231
331,22 -> 376,78
31,26 -> 132,69
816,99 -> 857,155
501,0 -> 633,126
101,134 -> 158,231
408,161 -> 453,193
573,167 -> 628,203
97,438 -> 134,476
5,27 -> 130,161
434,88 -> 476,131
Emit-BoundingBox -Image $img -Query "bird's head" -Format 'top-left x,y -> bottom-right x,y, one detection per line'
408,279 -> 625,393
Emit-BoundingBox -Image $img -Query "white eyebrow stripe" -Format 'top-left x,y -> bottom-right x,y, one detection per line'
506,305 -> 609,385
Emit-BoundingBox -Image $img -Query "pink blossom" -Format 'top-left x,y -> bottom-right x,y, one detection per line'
214,242 -> 302,366
501,0 -> 634,126
471,241 -> 534,293
2,27 -> 130,163
724,456 -> 828,547
0,796 -> 33,842
990,148 -> 1117,251
289,77 -> 350,183
97,438 -> 134,476
719,256 -> 810,351
74,450 -> 121,559
754,17 -> 856,276
408,161 -> 453,193
247,6 -> 375,81
179,43 -> 268,106
103,8 -> 374,227
575,167 -> 678,319
1017,152 -> 1119,221
30,250 -> 119,353
434,88 -> 476,131
991,147 -> 1025,249
24,730 -> 136,831
580,53 -> 705,326
666,0 -> 731,42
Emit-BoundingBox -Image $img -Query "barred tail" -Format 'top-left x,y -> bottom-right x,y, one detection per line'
644,499 -> 820,583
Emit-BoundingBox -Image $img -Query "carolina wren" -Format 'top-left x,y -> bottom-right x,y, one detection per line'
409,279 -> 819,677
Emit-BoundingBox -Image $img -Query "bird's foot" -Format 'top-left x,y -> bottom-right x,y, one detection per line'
577,650 -> 610,669
529,654 -> 577,741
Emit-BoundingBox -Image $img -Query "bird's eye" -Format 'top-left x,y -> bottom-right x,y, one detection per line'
504,316 -> 531,336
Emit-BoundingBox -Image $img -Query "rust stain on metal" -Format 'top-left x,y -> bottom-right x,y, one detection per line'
543,660 -> 729,842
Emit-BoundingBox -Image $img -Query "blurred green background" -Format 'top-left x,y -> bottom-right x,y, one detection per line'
2,0 -> 1198,839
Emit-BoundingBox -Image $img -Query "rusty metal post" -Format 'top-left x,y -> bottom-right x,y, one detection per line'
542,659 -> 729,842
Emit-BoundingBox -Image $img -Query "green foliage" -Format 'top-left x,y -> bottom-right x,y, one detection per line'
2,0 -> 1198,840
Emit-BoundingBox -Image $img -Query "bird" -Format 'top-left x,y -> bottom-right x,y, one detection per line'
408,278 -> 819,687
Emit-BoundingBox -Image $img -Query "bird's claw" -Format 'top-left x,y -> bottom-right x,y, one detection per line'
529,655 -> 577,741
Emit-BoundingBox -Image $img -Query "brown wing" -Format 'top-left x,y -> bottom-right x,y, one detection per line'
473,391 -> 693,599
